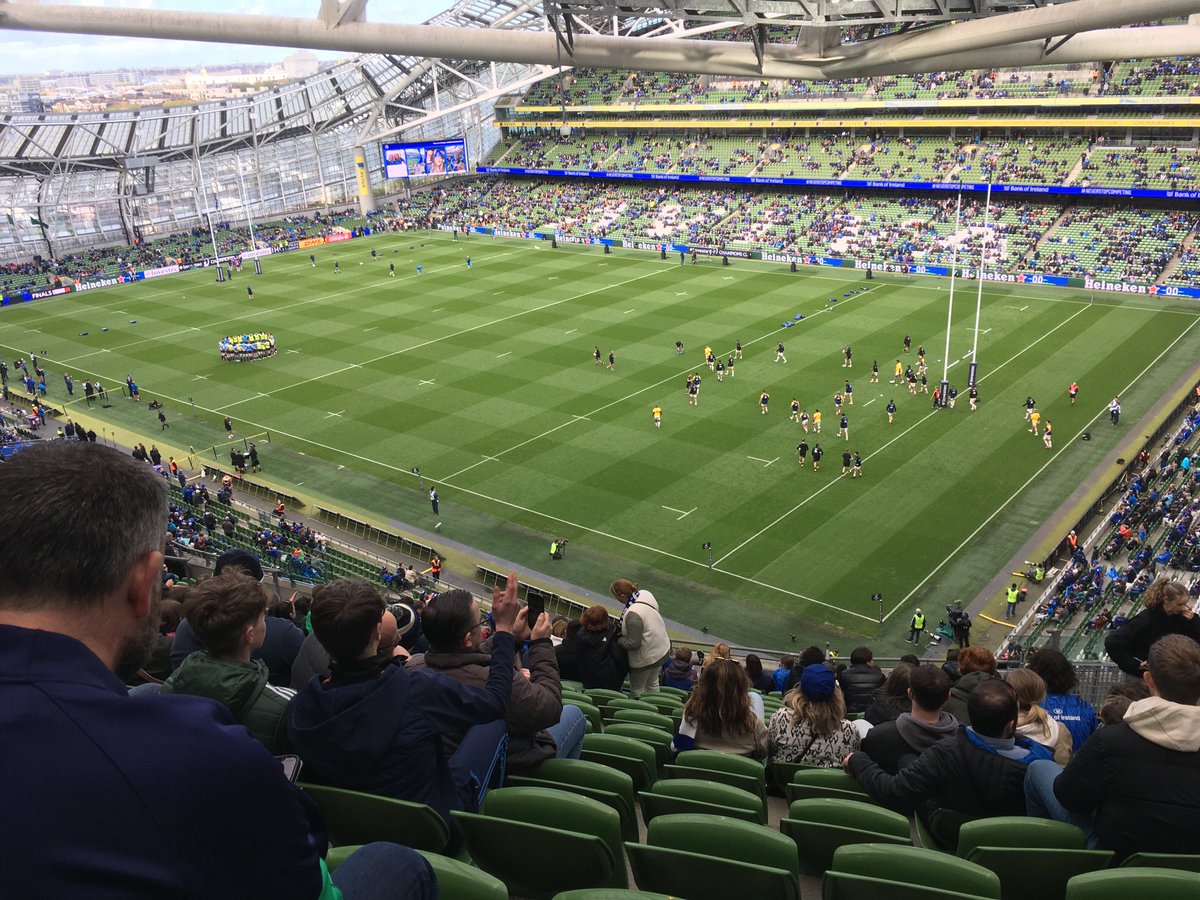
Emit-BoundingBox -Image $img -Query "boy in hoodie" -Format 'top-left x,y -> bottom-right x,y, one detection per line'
161,573 -> 294,754
1025,634 -> 1200,861
859,664 -> 959,774
844,680 -> 1051,834
287,575 -> 519,829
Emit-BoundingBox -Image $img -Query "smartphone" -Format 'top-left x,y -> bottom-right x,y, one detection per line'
277,754 -> 303,783
526,595 -> 545,631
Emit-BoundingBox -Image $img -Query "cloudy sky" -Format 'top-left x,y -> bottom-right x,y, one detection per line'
0,0 -> 455,75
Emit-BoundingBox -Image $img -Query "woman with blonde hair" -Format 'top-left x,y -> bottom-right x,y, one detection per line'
768,664 -> 859,767
1008,667 -> 1072,765
674,658 -> 768,759
702,642 -> 731,668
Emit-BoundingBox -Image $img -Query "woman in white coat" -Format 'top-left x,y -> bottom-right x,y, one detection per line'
611,579 -> 671,697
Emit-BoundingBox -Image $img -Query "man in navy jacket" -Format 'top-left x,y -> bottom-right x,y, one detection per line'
288,573 -> 520,827
0,443 -> 433,899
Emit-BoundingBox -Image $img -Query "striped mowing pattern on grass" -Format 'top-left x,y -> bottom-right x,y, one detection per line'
4,232 -> 1199,651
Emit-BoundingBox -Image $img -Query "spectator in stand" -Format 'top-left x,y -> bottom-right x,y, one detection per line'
838,646 -> 888,715
161,573 -> 295,754
783,645 -> 832,693
943,646 -> 1001,724
287,575 -> 519,831
859,665 -> 958,774
407,588 -> 585,775
612,579 -> 670,698
863,661 -> 915,726
675,658 -> 768,759
1008,668 -> 1072,765
1098,678 -> 1152,726
1025,634 -> 1200,861
574,604 -> 628,690
845,680 -> 1052,831
773,653 -> 795,693
942,647 -> 962,683
289,609 -> 403,691
745,653 -> 775,693
171,549 -> 304,687
1025,647 -> 1098,750
769,664 -> 860,766
555,617 -> 581,682
1105,577 -> 1200,676
662,647 -> 700,692
0,442 -> 434,899
130,592 -> 184,685
702,641 -> 732,667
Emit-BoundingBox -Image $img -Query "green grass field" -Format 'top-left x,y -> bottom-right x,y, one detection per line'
5,231 -> 1200,653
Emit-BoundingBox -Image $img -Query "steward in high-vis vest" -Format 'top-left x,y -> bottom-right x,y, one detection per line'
908,609 -> 926,644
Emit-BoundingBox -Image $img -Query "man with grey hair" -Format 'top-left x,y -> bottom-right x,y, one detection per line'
0,443 -> 434,898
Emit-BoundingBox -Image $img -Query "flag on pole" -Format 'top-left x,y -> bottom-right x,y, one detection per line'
30,216 -> 47,227
4,213 -> 13,226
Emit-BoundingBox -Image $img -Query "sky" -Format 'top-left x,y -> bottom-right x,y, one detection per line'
0,0 -> 455,76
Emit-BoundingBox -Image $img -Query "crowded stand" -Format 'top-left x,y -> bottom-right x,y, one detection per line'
6,440 -> 1200,898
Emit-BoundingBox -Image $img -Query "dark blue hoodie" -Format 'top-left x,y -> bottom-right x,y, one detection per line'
287,631 -> 515,824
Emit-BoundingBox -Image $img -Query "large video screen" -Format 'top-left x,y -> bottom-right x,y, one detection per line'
382,139 -> 468,179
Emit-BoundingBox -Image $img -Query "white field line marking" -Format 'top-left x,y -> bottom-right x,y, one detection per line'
1021,305 -> 1029,311
973,328 -> 993,335
214,267 -> 666,412
764,457 -> 779,467
947,360 -> 960,369
747,455 -> 773,464
564,328 -> 578,335
286,349 -> 301,354
864,398 -> 877,407
324,410 -> 345,418
496,351 -> 512,358
883,311 -> 1200,622
418,379 -> 436,386
1004,305 -> 1023,309
431,308 -> 445,313
192,374 -> 209,381
439,476 -> 879,623
715,303 -> 1093,568
24,317 -> 871,621
571,414 -> 590,421
624,308 -> 636,314
363,327 -> 377,333
441,288 -> 875,482
677,507 -> 697,520
662,505 -> 689,515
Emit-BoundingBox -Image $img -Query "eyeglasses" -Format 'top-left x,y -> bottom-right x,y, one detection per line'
477,614 -> 490,629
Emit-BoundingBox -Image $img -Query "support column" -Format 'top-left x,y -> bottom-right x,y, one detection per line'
354,145 -> 376,215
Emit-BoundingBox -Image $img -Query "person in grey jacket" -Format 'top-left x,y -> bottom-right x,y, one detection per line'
859,664 -> 959,774
407,589 -> 585,773
612,579 -> 671,698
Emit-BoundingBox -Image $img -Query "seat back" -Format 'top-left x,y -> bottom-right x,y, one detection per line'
415,850 -> 507,900
564,699 -> 604,734
610,708 -> 674,731
581,733 -> 658,788
584,688 -> 627,708
964,847 -> 1114,900
452,813 -> 617,899
647,813 -> 800,880
626,843 -> 799,900
506,777 -> 637,842
514,758 -> 637,841
606,697 -> 658,714
602,722 -> 673,768
957,817 -> 1086,855
481,786 -> 624,867
829,844 -> 1001,898
769,760 -> 825,795
782,798 -> 911,875
1065,867 -> 1200,899
300,783 -> 449,853
823,871 -> 999,900
640,777 -> 765,826
1121,853 -> 1200,872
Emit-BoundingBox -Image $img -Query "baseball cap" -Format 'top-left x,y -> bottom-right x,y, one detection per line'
800,664 -> 836,702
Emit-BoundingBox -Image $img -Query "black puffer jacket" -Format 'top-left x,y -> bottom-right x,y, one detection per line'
943,670 -> 1001,725
838,664 -> 887,714
1104,606 -> 1200,676
574,624 -> 628,690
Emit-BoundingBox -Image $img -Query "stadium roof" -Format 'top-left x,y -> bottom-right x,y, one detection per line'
1,0 -> 1199,173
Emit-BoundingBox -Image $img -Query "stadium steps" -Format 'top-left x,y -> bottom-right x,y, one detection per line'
1156,222 -> 1200,284
1023,207 -> 1073,263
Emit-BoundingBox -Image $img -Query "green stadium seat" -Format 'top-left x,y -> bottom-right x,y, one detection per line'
665,751 -> 767,817
780,798 -> 911,875
1121,853 -> 1200,872
299,783 -> 449,853
585,688 -> 628,708
508,758 -> 638,842
605,698 -> 659,716
639,777 -> 766,826
609,708 -> 674,731
626,813 -> 800,900
957,817 -> 1112,900
452,787 -> 626,897
1065,868 -> 1200,899
565,699 -> 605,735
768,760 -> 826,795
656,686 -> 690,700
601,722 -> 674,769
415,850 -> 508,900
825,843 -> 1001,899
913,807 -> 978,853
581,733 -> 658,790
785,767 -> 868,804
